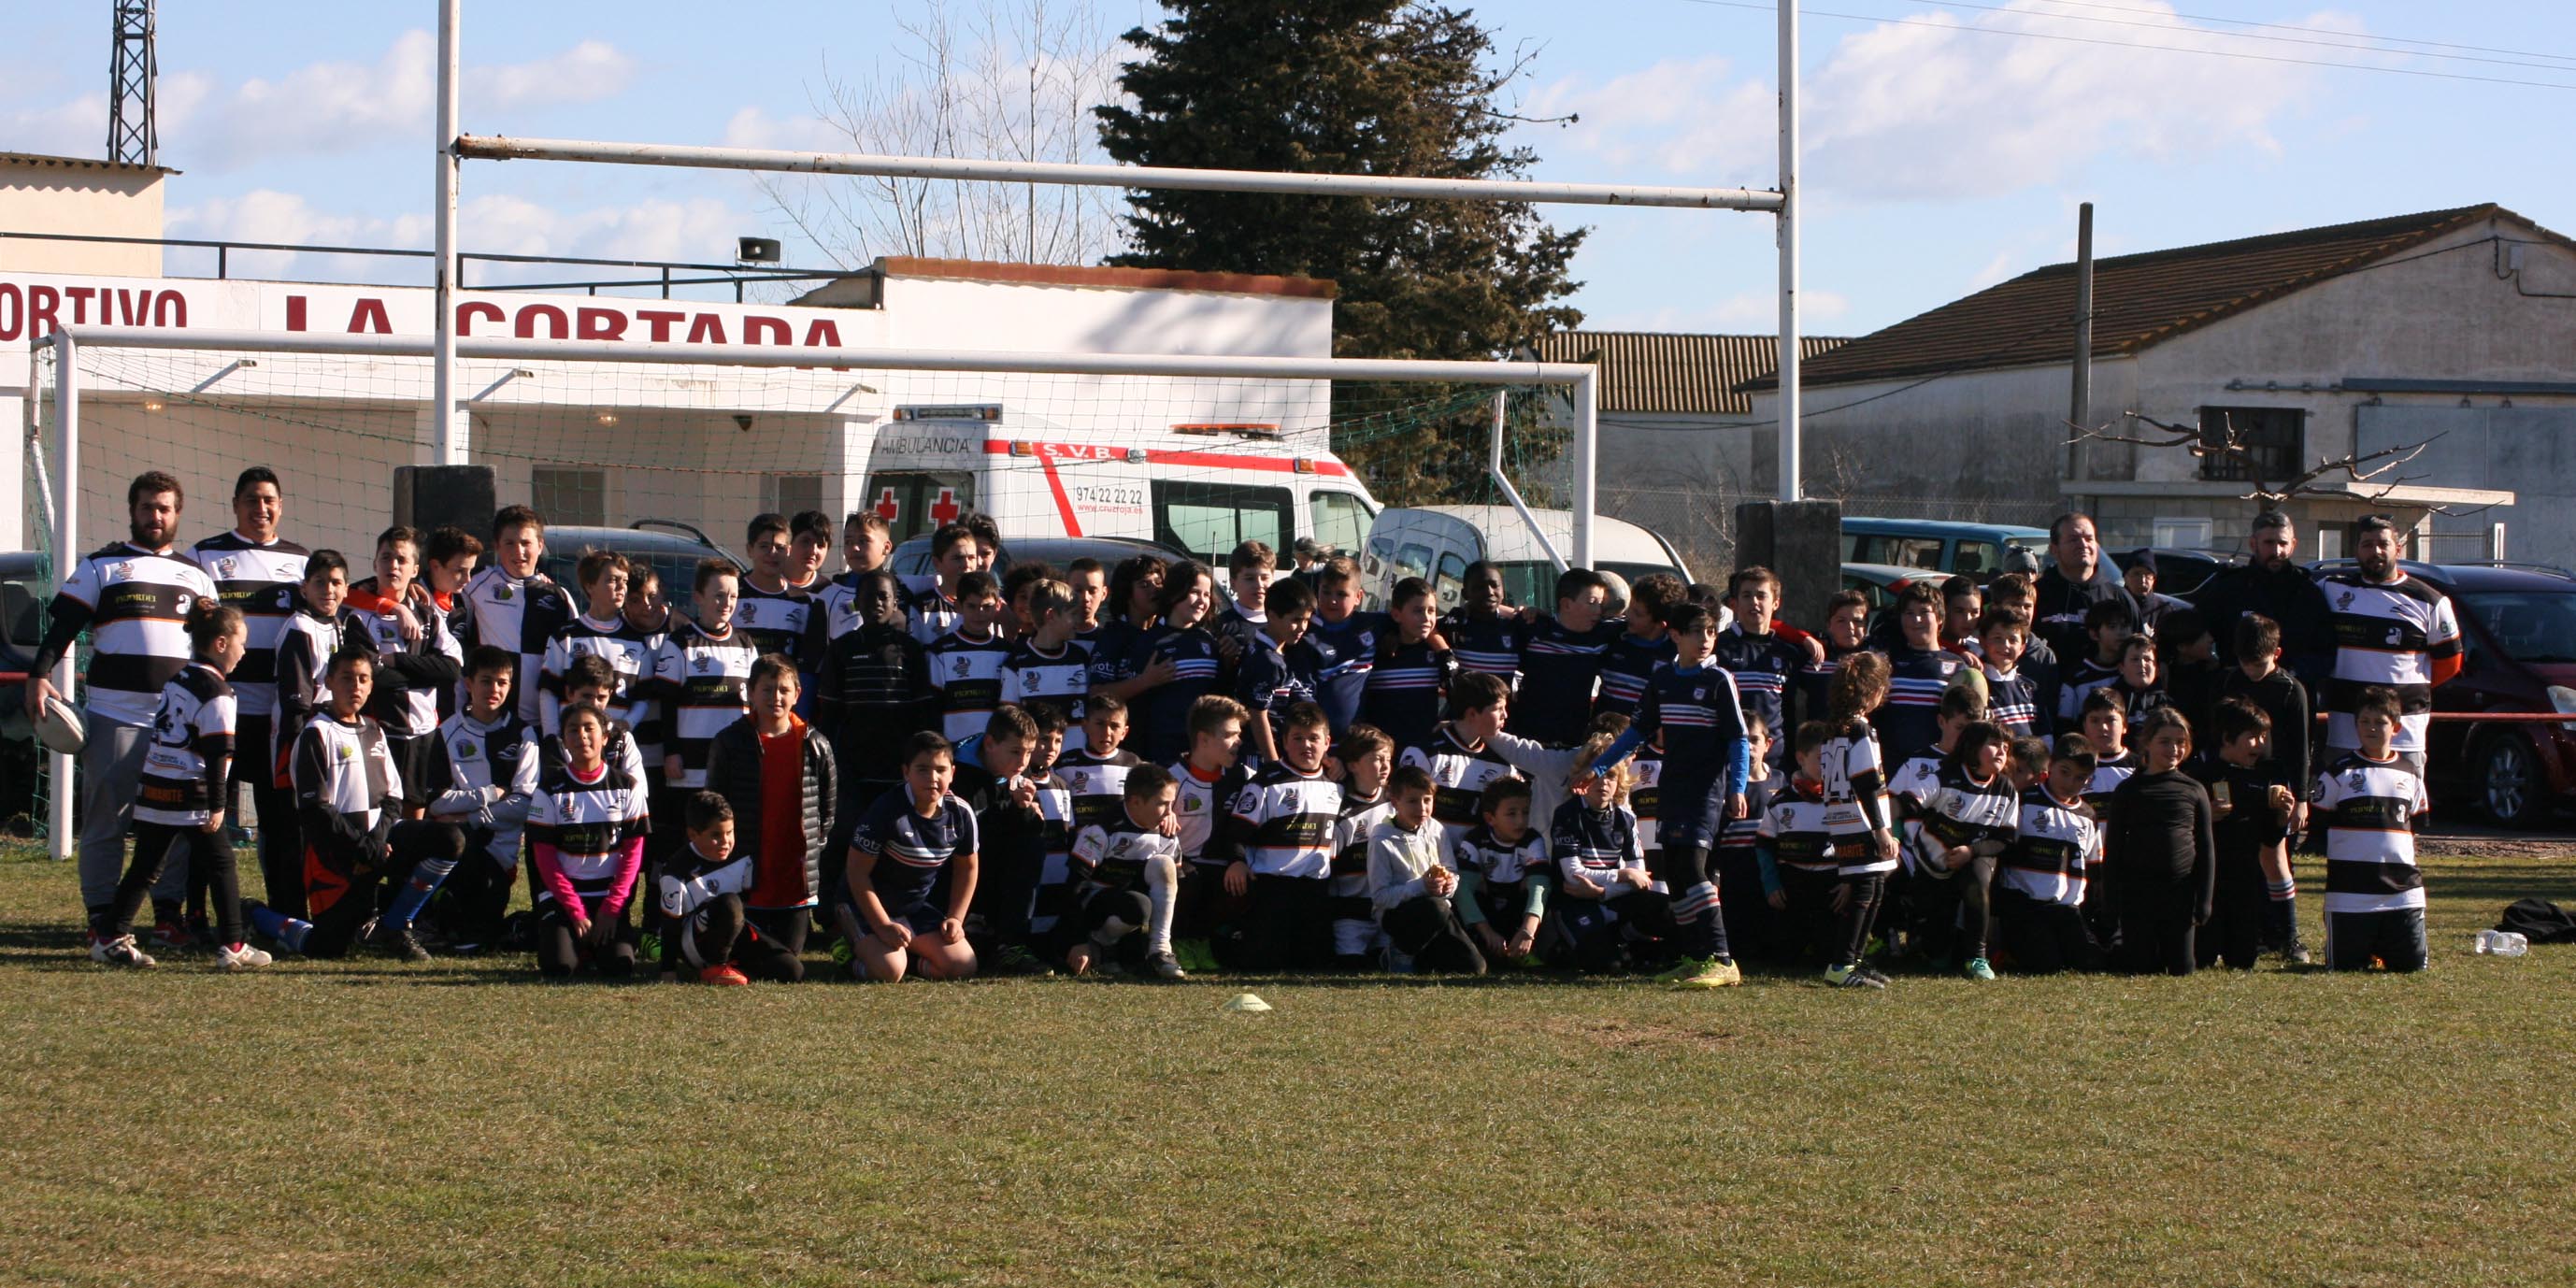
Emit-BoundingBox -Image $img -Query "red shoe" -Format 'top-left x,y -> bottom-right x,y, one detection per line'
699,963 -> 751,987
150,921 -> 197,952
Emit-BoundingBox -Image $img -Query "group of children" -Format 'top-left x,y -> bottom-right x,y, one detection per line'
85,495 -> 2440,987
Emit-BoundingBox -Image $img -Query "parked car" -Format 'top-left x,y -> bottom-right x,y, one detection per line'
539,521 -> 737,603
0,551 -> 50,824
889,533 -> 1201,585
1842,518 -> 2050,578
2308,559 -> 2576,827
1840,561 -> 1934,614
1361,506 -> 1693,613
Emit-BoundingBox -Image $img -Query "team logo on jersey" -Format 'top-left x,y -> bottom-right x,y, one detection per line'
337,742 -> 355,761
2384,625 -> 2403,646
2336,590 -> 2355,608
952,657 -> 972,678
107,562 -> 133,583
694,656 -> 715,673
1281,790 -> 1301,810
215,556 -> 240,580
497,584 -> 514,602
1181,794 -> 1203,813
174,594 -> 193,615
458,740 -> 479,758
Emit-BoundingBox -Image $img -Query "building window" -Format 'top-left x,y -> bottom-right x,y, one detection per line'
767,474 -> 825,520
2196,407 -> 2303,482
531,466 -> 607,526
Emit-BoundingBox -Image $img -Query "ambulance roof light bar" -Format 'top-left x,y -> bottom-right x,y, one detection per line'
893,404 -> 1003,422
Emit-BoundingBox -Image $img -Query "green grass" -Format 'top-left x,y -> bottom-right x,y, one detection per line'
2,847 -> 2572,1287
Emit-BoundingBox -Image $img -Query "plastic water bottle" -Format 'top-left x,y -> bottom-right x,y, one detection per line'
2474,930 -> 2530,957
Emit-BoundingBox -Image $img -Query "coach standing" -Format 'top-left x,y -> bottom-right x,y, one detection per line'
193,467 -> 311,917
2196,510 -> 2335,690
26,470 -> 220,946
2319,515 -> 2460,777
2031,511 -> 2137,665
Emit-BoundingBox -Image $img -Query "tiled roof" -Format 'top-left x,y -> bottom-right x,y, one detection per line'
1535,331 -> 1851,414
1754,204 -> 2555,391
874,257 -> 1337,298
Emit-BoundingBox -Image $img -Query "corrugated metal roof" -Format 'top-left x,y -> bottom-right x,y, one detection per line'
0,150 -> 179,176
1534,331 -> 1852,414
1754,204 -> 2556,391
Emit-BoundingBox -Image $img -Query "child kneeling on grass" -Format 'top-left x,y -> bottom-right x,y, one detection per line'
2102,708 -> 2215,977
1063,762 -> 1187,980
658,791 -> 803,985
2311,686 -> 2433,973
528,703 -> 651,980
1551,737 -> 1667,974
1367,765 -> 1486,975
1452,777 -> 1549,966
843,732 -> 980,982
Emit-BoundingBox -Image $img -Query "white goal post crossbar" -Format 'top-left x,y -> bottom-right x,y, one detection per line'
427,0 -> 1807,572
35,323 -> 1598,852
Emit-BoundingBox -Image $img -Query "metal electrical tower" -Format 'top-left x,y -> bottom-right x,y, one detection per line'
108,0 -> 157,165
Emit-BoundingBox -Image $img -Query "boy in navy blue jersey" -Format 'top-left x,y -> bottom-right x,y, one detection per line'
1447,561 -> 1526,688
1713,566 -> 1805,768
1303,558 -> 1385,735
1586,601 -> 1751,989
1595,573 -> 1683,720
1552,736 -> 1665,972
1875,580 -> 1968,769
1359,576 -> 1454,753
1977,608 -> 2046,741
843,731 -> 980,982
1713,714 -> 1779,965
1510,567 -> 1620,747
2058,597 -> 2138,725
2106,634 -> 2172,736
1212,539 -> 1276,657
1801,589 -> 1871,731
1237,576 -> 1322,766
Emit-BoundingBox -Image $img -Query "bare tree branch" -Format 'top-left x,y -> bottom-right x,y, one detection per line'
2063,409 -> 2494,518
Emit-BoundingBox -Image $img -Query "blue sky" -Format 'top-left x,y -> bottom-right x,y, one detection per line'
10,1 -> 2576,338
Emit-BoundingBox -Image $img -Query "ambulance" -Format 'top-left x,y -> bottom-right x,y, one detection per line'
858,405 -> 1381,572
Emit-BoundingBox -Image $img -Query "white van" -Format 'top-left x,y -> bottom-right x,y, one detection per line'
859,407 -> 1380,571
1361,505 -> 1696,611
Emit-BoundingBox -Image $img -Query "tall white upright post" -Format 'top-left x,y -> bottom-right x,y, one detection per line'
48,332 -> 79,860
1776,0 -> 1801,503
1570,370 -> 1597,570
432,0 -> 465,464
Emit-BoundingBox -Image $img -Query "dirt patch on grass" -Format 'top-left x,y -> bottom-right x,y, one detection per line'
1541,1015 -> 1744,1052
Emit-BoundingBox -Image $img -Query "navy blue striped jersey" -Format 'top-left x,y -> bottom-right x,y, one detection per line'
852,783 -> 980,908
1124,623 -> 1225,764
2057,655 -> 2122,723
1227,762 -> 1341,878
1237,634 -> 1321,746
902,578 -> 964,648
1982,664 -> 2046,740
1595,630 -> 1675,719
1303,609 -> 1385,733
1551,799 -> 1644,894
2002,787 -> 2097,906
1510,616 -> 1620,746
1359,637 -> 1453,753
1447,612 -> 1527,685
1872,644 -> 1966,766
1718,774 -> 1779,863
1711,624 -> 1804,766
1627,662 -> 1749,792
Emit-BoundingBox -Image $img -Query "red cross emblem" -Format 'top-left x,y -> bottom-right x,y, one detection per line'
874,488 -> 899,522
931,487 -> 962,524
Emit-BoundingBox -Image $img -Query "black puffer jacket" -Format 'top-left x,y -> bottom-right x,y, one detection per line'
705,716 -> 838,908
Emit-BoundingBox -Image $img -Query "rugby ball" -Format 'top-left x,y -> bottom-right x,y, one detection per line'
36,694 -> 86,755
1945,663 -> 1991,711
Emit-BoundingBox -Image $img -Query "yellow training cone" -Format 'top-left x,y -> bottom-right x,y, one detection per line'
1222,993 -> 1273,1012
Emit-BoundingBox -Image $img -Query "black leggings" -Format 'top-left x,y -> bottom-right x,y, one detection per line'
1238,874 -> 1330,972
1994,888 -> 2098,974
685,894 -> 804,981
112,823 -> 242,943
537,895 -> 639,979
2115,878 -> 2198,977
1836,871 -> 1887,966
1381,895 -> 1487,976
1912,852 -> 1997,965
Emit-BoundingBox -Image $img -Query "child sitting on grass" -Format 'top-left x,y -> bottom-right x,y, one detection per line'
1453,777 -> 1549,966
1367,765 -> 1487,976
844,732 -> 981,982
658,790 -> 804,985
528,703 -> 651,980
1551,734 -> 1663,974
1064,762 -> 1186,980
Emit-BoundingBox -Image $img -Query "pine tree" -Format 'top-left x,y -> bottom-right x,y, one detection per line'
1095,1 -> 1585,504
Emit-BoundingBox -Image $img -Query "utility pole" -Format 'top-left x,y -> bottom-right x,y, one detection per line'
2068,201 -> 2095,482
107,1 -> 156,166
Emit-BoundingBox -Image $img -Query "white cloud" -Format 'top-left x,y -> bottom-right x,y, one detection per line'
3,93 -> 111,159
100,31 -> 638,171
721,106 -> 848,152
1519,1 -> 2356,202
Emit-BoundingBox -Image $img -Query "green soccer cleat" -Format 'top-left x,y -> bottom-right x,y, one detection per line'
1673,957 -> 1742,989
1962,957 -> 1997,981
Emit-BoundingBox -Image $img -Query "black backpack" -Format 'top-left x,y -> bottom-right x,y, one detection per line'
2497,898 -> 2576,945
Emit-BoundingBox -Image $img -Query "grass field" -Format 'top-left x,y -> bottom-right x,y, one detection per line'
3,847 -> 2572,1287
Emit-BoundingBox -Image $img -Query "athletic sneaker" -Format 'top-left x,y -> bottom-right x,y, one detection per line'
1147,949 -> 1188,981
1173,938 -> 1221,973
93,934 -> 156,968
1962,957 -> 1997,981
149,920 -> 196,952
368,922 -> 433,964
988,943 -> 1055,978
1673,956 -> 1743,989
213,941 -> 274,971
1824,962 -> 1884,989
1651,954 -> 1710,984
2283,939 -> 2314,966
699,963 -> 751,987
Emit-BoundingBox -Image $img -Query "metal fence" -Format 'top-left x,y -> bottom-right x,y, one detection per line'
1599,483 -> 2061,580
